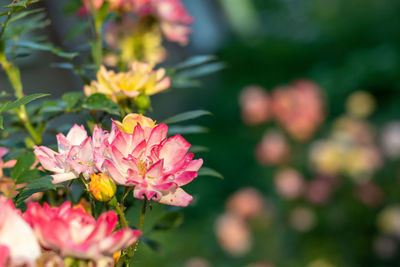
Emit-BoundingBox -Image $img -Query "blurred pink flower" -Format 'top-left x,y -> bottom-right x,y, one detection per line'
104,113 -> 203,206
355,182 -> 383,207
184,257 -> 210,267
0,196 -> 41,266
78,0 -> 125,15
255,130 -> 290,166
34,124 -> 109,183
136,0 -> 193,45
0,147 -> 16,178
305,175 -> 337,205
381,121 -> 400,159
239,85 -> 271,125
226,187 -> 264,219
274,168 -> 305,200
272,80 -> 324,141
215,213 -> 251,256
374,236 -> 397,259
24,201 -> 141,260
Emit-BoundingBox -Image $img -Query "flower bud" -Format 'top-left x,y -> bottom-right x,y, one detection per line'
89,173 -> 117,202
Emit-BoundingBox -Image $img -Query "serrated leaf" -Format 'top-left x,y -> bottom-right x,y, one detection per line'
168,125 -> 208,135
10,152 -> 36,183
23,176 -> 60,190
82,93 -> 120,116
152,211 -> 183,231
13,41 -> 78,59
0,93 -> 49,113
197,167 -> 223,179
175,55 -> 217,70
163,110 -> 211,125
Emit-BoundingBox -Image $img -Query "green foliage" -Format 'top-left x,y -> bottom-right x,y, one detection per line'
152,211 -> 184,231
10,152 -> 39,184
82,93 -> 120,116
163,110 -> 212,125
197,167 -> 224,179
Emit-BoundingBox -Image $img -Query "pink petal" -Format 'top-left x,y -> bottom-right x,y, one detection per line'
51,172 -> 78,184
66,124 -> 88,146
145,160 -> 164,178
146,124 -> 168,153
104,159 -> 127,185
159,188 -> 193,207
185,159 -> 203,172
175,171 -> 197,186
159,135 -> 190,168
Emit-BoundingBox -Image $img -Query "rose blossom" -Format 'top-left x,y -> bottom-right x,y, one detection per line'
271,80 -> 324,141
0,196 -> 41,266
104,113 -> 203,207
239,85 -> 271,126
34,124 -> 109,183
24,201 -> 141,260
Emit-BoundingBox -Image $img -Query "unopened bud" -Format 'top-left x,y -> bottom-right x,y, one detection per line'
89,173 -> 116,202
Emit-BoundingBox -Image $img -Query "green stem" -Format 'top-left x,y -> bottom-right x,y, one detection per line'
109,196 -> 129,228
0,48 -> 41,145
129,198 -> 147,259
89,0 -> 103,68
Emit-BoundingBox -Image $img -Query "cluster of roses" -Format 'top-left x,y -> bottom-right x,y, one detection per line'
81,0 -> 193,45
0,113 -> 202,266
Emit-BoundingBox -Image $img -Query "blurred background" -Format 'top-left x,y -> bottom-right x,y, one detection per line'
3,0 -> 400,266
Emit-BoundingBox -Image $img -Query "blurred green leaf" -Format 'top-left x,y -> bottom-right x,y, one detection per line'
140,237 -> 162,253
13,41 -> 78,59
189,145 -> 209,153
197,167 -> 223,179
0,93 -> 49,113
64,22 -> 88,41
176,62 -> 226,79
163,110 -> 211,125
40,100 -> 65,113
62,91 -> 83,109
168,125 -> 209,135
82,93 -> 120,116
10,152 -> 36,183
3,0 -> 40,8
152,211 -> 184,231
175,55 -> 218,70
8,8 -> 43,24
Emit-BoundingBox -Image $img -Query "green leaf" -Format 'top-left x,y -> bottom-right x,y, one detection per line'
189,145 -> 209,153
0,93 -> 49,113
0,116 -> 3,130
40,100 -> 65,113
197,167 -> 223,179
82,93 -> 120,116
163,110 -> 212,125
175,55 -> 218,70
176,62 -> 226,78
152,211 -> 184,231
168,125 -> 208,135
140,237 -> 162,253
8,8 -> 44,24
62,91 -> 83,109
10,152 -> 36,183
23,176 -> 60,190
13,41 -> 78,59
64,22 -> 88,41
